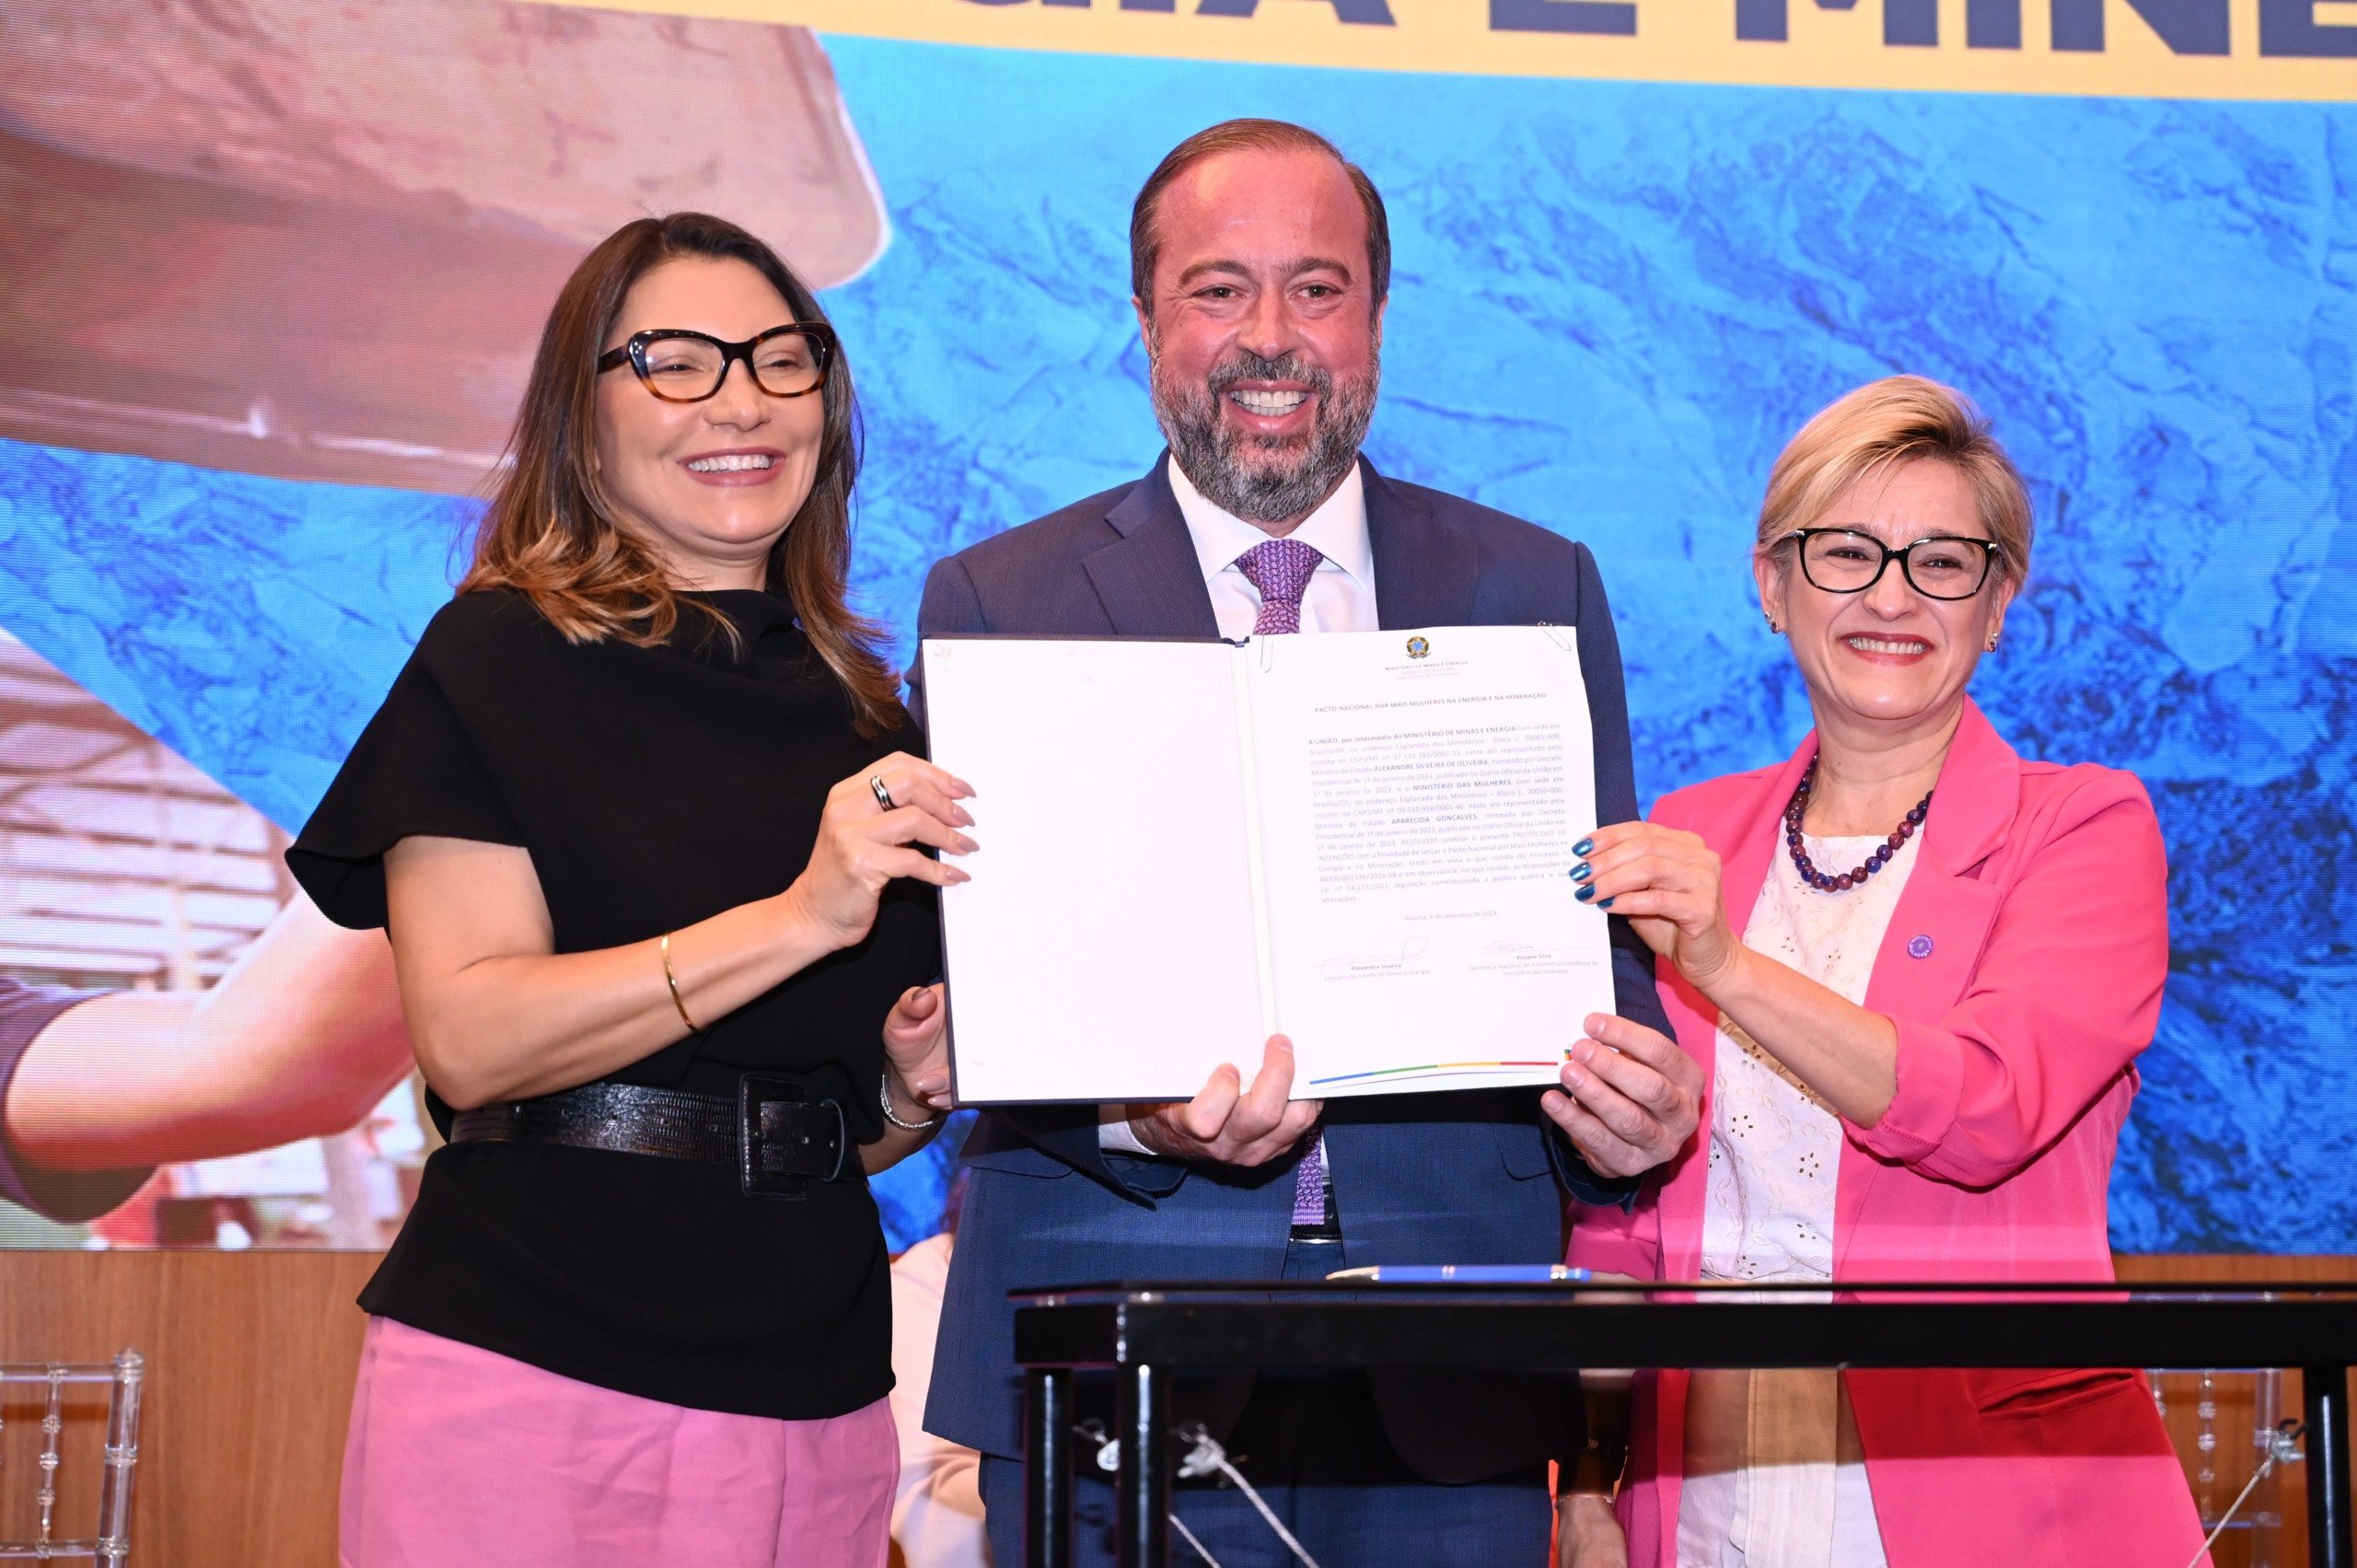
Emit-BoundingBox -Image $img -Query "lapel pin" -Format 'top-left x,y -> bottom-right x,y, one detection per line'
1907,935 -> 1934,959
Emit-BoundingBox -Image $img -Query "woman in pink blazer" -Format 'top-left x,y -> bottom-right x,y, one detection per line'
1550,377 -> 2208,1567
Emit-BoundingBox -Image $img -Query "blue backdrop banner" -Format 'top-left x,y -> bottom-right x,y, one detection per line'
0,4 -> 2349,1251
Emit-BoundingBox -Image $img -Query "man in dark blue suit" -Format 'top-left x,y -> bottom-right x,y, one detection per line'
914,119 -> 1701,1565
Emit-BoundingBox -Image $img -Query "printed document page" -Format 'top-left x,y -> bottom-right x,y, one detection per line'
1248,624 -> 1615,1097
922,637 -> 1266,1103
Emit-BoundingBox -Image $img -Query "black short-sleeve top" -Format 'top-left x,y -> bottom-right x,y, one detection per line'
287,588 -> 938,1420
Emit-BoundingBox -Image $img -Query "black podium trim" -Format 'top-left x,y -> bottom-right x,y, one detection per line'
1011,1283 -> 2357,1568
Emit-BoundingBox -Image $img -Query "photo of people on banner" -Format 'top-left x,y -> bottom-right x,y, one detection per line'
0,0 -> 910,1245
0,631 -> 412,1245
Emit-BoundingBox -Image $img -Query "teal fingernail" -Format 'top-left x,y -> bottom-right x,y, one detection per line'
1572,836 -> 1595,857
1570,863 -> 1593,882
1575,884 -> 1596,903
1597,896 -> 1617,910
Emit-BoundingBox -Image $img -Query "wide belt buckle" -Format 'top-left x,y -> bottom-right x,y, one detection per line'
737,1074 -> 848,1199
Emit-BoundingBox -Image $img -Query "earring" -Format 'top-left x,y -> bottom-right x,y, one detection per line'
1765,612 -> 1782,635
1985,633 -> 2001,652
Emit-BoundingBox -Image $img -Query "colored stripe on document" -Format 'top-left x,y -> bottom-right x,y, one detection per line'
1310,1059 -> 1564,1086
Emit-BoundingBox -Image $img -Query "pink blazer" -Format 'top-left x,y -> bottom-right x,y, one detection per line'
1569,700 -> 2208,1567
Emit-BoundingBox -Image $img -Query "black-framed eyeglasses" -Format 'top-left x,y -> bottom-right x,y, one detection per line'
596,324 -> 837,403
1779,528 -> 2002,601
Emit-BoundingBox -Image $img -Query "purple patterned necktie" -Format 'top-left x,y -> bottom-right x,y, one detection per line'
1236,537 -> 1325,636
1235,537 -> 1332,1229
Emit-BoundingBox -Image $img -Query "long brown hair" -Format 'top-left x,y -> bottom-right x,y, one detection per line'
462,212 -> 903,736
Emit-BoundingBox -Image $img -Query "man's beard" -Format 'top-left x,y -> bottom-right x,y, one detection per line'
1149,345 -> 1379,528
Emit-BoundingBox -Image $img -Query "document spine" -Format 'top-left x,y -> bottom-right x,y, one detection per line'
1230,645 -> 1281,1042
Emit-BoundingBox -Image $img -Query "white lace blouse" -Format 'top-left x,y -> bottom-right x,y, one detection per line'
1677,830 -> 1921,1568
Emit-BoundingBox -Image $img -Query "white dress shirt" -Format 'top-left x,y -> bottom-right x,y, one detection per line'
1168,453 -> 1378,639
1098,456 -> 1379,1155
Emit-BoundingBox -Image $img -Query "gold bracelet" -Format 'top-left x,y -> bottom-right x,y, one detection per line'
660,932 -> 702,1034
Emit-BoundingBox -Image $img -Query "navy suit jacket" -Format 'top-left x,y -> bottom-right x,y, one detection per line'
914,457 -> 1672,1481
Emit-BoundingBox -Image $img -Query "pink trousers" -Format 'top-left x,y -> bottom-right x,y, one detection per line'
340,1317 -> 897,1568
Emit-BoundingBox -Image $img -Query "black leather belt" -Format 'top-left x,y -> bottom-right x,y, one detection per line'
448,1074 -> 850,1199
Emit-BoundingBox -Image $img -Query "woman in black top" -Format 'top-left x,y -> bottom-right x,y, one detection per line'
289,213 -> 971,1568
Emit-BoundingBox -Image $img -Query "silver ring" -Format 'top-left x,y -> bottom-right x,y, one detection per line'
869,774 -> 895,811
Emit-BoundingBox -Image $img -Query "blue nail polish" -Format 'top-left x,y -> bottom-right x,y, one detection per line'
1575,884 -> 1596,903
1570,863 -> 1593,883
1597,896 -> 1617,911
1572,836 -> 1595,857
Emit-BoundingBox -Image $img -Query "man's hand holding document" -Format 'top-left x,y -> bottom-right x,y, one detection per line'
923,624 -> 1619,1104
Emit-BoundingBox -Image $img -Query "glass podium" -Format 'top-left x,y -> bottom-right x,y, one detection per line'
1011,1281 -> 2357,1568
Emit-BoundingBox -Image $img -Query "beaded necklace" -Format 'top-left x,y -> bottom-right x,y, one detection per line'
1784,756 -> 1933,893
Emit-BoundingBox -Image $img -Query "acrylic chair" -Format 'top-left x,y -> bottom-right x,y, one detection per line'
0,1351 -> 142,1563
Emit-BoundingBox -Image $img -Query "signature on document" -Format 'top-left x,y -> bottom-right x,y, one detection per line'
1319,935 -> 1432,980
1478,940 -> 1562,962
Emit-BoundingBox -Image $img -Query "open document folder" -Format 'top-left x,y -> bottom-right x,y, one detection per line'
922,626 -> 1616,1103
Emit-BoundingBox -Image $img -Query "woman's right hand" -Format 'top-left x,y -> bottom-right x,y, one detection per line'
784,753 -> 976,949
1577,821 -> 1743,994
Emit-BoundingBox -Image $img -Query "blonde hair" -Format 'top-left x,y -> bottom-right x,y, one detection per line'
1756,375 -> 2033,588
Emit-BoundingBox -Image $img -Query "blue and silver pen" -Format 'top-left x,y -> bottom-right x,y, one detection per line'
1323,1264 -> 1593,1283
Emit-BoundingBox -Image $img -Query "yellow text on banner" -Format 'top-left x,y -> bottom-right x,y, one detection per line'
529,0 -> 2357,102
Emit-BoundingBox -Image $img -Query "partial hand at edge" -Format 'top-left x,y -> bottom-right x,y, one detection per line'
1124,1034 -> 1322,1168
1555,1493 -> 1629,1568
882,983 -> 956,1116
1540,1012 -> 1702,1179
